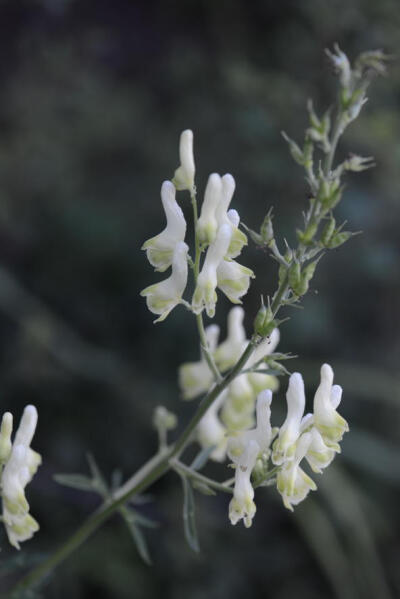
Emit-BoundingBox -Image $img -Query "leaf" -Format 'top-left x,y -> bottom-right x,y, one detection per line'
180,475 -> 200,553
53,473 -> 94,492
192,480 -> 216,496
120,507 -> 152,566
86,453 -> 109,497
190,445 -> 216,471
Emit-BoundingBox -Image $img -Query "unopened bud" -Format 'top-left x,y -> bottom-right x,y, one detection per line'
254,298 -> 275,337
321,216 -> 336,246
153,406 -> 177,432
326,231 -> 354,249
297,221 -> 318,245
260,210 -> 274,245
288,261 -> 301,291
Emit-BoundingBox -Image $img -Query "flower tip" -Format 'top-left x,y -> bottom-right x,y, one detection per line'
257,389 -> 273,407
320,363 -> 334,383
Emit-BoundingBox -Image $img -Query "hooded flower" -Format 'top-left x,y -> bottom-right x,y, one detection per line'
214,307 -> 247,372
178,325 -> 220,400
197,390 -> 228,462
304,427 -> 337,473
142,181 -> 187,272
272,372 -> 305,465
313,364 -> 349,446
216,259 -> 254,304
215,174 -> 247,258
276,432 -> 317,511
247,328 -> 280,394
227,390 -> 274,463
196,174 -> 223,246
173,129 -> 195,192
1,405 -> 41,549
192,224 -> 232,317
141,241 -> 189,322
229,439 -> 259,528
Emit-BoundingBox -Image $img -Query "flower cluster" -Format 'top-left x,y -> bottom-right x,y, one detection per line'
179,307 -> 279,461
141,131 -> 253,322
0,405 -> 41,549
227,364 -> 348,527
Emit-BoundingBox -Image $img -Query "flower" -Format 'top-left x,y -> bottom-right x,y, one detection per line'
196,173 -> 223,246
214,306 -> 247,372
215,174 -> 247,258
197,390 -> 228,462
247,328 -> 280,394
216,258 -> 255,304
192,224 -> 232,317
141,241 -> 189,322
229,439 -> 259,527
0,412 -> 13,466
1,405 -> 41,549
276,432 -> 317,511
227,390 -> 274,463
142,181 -> 187,272
313,363 -> 349,446
304,427 -> 336,473
178,325 -> 220,400
173,129 -> 195,192
272,372 -> 305,465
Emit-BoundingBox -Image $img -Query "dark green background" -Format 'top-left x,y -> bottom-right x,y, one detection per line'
0,1 -> 399,597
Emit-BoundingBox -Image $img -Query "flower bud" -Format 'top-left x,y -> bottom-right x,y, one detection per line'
321,215 -> 336,246
153,406 -> 177,432
325,44 -> 351,89
173,130 -> 195,192
326,231 -> 355,249
253,299 -> 275,337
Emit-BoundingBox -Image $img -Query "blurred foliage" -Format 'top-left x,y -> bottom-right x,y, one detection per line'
0,0 -> 399,597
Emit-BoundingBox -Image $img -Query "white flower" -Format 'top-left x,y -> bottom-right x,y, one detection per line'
214,306 -> 247,372
276,432 -> 317,511
142,181 -> 187,272
1,405 -> 41,549
215,174 -> 247,258
247,328 -> 280,394
196,174 -> 223,246
221,371 -> 256,431
192,224 -> 232,317
173,129 -> 195,192
140,241 -> 189,322
178,325 -> 220,400
304,427 -> 337,473
229,439 -> 259,528
272,372 -> 305,465
313,363 -> 348,446
216,258 -> 254,304
227,390 -> 274,463
197,390 -> 228,462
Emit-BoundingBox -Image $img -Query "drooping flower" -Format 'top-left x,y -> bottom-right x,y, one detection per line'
216,258 -> 255,304
192,224 -> 232,317
142,181 -> 187,272
276,432 -> 317,511
178,325 -> 220,400
197,390 -> 228,462
215,174 -> 247,258
196,174 -> 223,246
229,439 -> 259,528
172,129 -> 195,192
214,306 -> 247,372
227,390 -> 274,463
141,241 -> 189,322
1,405 -> 41,549
313,364 -> 349,446
272,372 -> 305,465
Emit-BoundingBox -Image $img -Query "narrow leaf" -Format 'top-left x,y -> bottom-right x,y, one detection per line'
86,453 -> 109,496
53,473 -> 94,492
120,507 -> 152,565
180,475 -> 200,552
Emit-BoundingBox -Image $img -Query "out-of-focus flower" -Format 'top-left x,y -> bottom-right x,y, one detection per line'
214,307 -> 247,372
178,325 -> 220,400
197,390 -> 228,462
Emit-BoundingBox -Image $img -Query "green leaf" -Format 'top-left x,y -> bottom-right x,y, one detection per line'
86,453 -> 109,496
192,480 -> 216,496
120,507 -> 152,566
53,473 -> 94,492
180,475 -> 200,553
190,445 -> 215,471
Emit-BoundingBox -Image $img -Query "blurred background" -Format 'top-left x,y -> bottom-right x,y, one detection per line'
0,0 -> 399,597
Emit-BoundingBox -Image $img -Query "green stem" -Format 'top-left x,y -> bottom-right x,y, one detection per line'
171,460 -> 233,495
